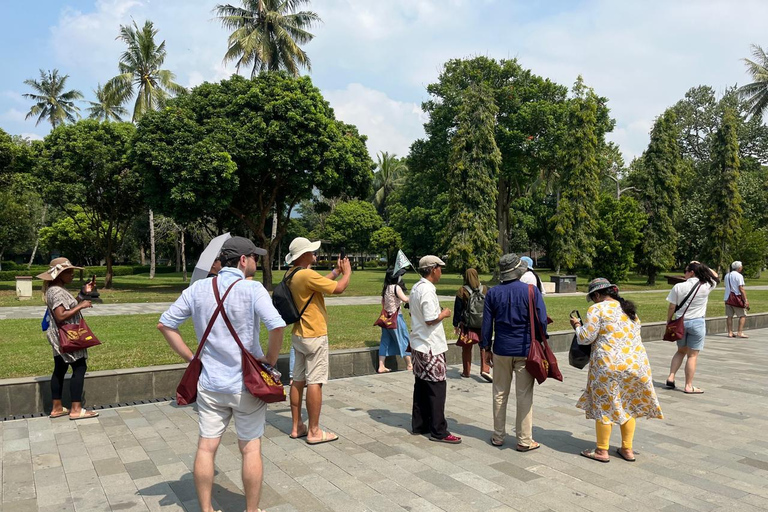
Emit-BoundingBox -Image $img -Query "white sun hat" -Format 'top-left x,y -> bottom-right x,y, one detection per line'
285,237 -> 322,264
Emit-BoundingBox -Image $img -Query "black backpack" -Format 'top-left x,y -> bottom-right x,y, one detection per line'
462,285 -> 485,329
272,267 -> 315,325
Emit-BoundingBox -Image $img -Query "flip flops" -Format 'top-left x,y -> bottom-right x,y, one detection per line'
49,407 -> 69,419
665,380 -> 676,389
430,434 -> 462,444
490,437 -> 503,447
616,447 -> 636,462
69,409 -> 99,420
516,442 -> 541,452
289,426 -> 308,439
480,371 -> 493,383
684,387 -> 704,394
580,449 -> 609,463
306,431 -> 339,445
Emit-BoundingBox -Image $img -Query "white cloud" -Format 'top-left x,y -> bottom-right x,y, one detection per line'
19,133 -> 44,141
1,91 -> 25,104
1,108 -> 27,123
324,84 -> 426,159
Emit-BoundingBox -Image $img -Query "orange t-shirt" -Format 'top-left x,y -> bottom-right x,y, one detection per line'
288,268 -> 338,337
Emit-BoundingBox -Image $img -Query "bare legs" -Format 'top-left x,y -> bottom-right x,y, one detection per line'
194,437 -> 264,512
291,381 -> 326,440
667,346 -> 700,393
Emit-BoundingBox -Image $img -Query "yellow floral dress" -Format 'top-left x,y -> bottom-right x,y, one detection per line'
575,299 -> 662,425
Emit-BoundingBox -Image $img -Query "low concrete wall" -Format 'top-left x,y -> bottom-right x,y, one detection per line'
3,313 -> 767,418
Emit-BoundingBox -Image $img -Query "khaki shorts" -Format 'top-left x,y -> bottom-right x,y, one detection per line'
292,334 -> 329,385
725,304 -> 747,318
197,385 -> 266,441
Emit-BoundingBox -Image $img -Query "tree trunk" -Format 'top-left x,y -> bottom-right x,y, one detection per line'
27,205 -> 48,268
181,228 -> 187,282
139,244 -> 146,265
175,229 -> 181,272
647,269 -> 656,286
0,247 -> 4,271
149,209 -> 156,279
105,239 -> 114,289
496,177 -> 511,254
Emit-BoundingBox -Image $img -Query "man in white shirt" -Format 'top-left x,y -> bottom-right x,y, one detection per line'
158,236 -> 286,512
409,255 -> 461,444
724,260 -> 749,338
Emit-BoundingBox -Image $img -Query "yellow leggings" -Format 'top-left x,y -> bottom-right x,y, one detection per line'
595,417 -> 635,450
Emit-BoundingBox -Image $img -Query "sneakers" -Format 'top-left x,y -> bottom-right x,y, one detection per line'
430,434 -> 462,444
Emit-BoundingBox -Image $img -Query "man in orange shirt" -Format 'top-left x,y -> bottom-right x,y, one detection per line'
285,237 -> 351,444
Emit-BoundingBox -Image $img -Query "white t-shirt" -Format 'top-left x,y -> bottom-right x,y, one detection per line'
666,277 -> 715,320
519,270 -> 546,294
408,278 -> 448,355
723,271 -> 745,300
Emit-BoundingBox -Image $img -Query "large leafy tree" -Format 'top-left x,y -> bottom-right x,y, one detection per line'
444,83 -> 500,272
591,194 -> 647,283
215,0 -> 321,77
37,121 -> 142,287
371,152 -> 406,218
106,20 -> 186,122
86,84 -> 128,122
631,109 -> 682,284
23,69 -> 83,129
324,200 -> 383,261
133,73 -> 373,288
705,109 -> 743,272
370,227 -> 402,267
549,77 -> 613,273
739,44 -> 768,120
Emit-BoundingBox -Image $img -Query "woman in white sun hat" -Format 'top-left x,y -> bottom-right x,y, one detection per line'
37,257 -> 99,420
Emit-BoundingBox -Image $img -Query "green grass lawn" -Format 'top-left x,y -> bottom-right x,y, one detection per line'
3,291 -> 767,379
4,267 -> 768,307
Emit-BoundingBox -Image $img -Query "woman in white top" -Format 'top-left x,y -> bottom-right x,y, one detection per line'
664,261 -> 719,394
377,269 -> 412,373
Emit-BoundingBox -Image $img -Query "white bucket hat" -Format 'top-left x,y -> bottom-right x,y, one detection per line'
285,237 -> 322,264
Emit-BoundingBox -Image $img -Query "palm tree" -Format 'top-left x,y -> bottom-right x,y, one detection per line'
105,20 -> 186,122
372,152 -> 407,217
214,0 -> 321,77
23,69 -> 83,129
86,84 -> 128,122
740,44 -> 768,119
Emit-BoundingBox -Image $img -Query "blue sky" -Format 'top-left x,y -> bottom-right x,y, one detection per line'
1,0 -> 766,162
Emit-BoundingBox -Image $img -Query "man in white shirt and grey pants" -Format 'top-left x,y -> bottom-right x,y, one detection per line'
724,260 -> 749,338
158,236 -> 286,512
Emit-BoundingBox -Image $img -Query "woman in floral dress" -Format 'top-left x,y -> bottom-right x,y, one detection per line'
570,278 -> 662,463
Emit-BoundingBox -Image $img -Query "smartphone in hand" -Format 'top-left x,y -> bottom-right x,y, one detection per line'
340,247 -> 346,259
91,275 -> 97,285
570,310 -> 581,321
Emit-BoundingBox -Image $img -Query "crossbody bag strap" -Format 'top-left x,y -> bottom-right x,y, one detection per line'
677,283 -> 701,317
192,277 -> 241,360
674,281 -> 699,313
212,276 -> 248,354
528,284 -> 539,344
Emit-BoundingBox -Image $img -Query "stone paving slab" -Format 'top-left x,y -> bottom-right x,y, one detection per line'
3,329 -> 768,511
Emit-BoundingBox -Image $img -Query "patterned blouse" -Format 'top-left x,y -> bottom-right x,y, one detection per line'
45,286 -> 88,363
575,299 -> 662,425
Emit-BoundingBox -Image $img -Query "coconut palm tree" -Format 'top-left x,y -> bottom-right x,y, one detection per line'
23,69 -> 83,129
86,84 -> 129,122
372,152 -> 407,217
105,20 -> 186,122
214,0 -> 321,77
740,44 -> 768,120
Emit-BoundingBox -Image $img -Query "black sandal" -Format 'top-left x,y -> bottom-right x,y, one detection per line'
665,380 -> 675,389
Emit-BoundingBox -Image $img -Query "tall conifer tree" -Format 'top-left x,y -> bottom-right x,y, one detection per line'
444,83 -> 500,272
633,109 -> 682,284
549,77 -> 606,272
707,108 -> 742,272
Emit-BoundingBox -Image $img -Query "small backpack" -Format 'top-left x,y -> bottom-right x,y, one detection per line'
272,267 -> 315,325
462,285 -> 485,329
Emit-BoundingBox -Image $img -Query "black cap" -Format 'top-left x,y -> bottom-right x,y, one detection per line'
219,236 -> 267,261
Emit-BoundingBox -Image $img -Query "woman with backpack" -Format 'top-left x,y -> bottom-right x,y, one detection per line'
453,268 -> 492,382
377,269 -> 413,373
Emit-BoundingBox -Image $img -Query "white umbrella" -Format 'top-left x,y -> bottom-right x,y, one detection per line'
190,232 -> 231,284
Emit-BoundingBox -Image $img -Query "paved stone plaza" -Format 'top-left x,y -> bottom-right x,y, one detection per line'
2,329 -> 768,512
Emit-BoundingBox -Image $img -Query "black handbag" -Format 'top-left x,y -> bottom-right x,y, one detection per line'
568,334 -> 591,369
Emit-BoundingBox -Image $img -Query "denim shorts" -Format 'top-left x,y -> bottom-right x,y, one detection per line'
677,317 -> 706,351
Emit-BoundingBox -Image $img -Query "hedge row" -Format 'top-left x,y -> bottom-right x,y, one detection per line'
0,264 -> 194,282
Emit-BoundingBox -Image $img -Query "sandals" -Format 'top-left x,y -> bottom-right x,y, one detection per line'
480,371 -> 493,383
49,407 -> 69,419
377,368 -> 391,374
70,409 -> 99,421
665,380 -> 675,389
490,437 -> 503,447
516,442 -> 541,452
684,387 -> 704,394
306,431 -> 339,445
616,448 -> 636,462
580,449 -> 609,463
430,434 -> 462,444
289,425 -> 308,439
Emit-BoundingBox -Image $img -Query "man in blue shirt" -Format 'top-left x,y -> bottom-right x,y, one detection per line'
158,236 -> 286,512
482,253 -> 547,452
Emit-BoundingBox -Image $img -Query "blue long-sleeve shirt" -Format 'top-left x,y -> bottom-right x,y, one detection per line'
481,280 -> 548,357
